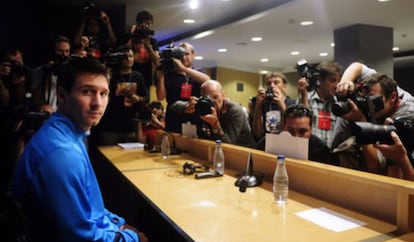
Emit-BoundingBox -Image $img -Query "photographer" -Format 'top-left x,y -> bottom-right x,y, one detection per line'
91,45 -> 148,146
74,2 -> 117,58
156,42 -> 210,133
331,72 -> 414,173
297,61 -> 343,148
252,72 -> 295,142
31,35 -> 71,114
127,10 -> 160,93
170,80 -> 256,148
0,49 -> 35,192
283,104 -> 331,164
374,130 -> 414,181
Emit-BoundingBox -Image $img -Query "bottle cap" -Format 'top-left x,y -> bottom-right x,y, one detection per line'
277,155 -> 285,160
216,140 -> 222,144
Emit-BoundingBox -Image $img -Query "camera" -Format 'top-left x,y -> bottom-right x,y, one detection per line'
4,61 -> 25,77
101,51 -> 128,67
296,58 -> 320,91
81,2 -> 101,19
332,93 -> 384,117
265,86 -> 274,102
195,95 -> 215,116
159,45 -> 186,72
351,115 -> 414,152
132,28 -> 155,42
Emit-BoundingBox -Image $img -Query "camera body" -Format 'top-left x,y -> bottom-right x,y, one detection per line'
264,86 -> 274,102
132,28 -> 155,42
81,2 -> 101,19
332,93 -> 384,117
101,51 -> 128,67
351,115 -> 414,152
296,58 -> 320,91
195,95 -> 215,116
2,61 -> 26,84
159,46 -> 186,73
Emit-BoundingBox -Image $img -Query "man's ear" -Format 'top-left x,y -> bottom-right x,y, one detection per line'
390,91 -> 398,103
57,86 -> 67,104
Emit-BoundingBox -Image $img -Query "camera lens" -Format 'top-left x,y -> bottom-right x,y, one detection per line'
332,101 -> 351,116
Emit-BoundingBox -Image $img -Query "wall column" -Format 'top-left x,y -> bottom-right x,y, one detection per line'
334,24 -> 393,76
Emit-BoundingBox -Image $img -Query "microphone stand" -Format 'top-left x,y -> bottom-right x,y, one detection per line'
235,152 -> 263,192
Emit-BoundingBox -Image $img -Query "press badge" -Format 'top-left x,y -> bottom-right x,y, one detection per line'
180,82 -> 192,99
318,111 -> 331,130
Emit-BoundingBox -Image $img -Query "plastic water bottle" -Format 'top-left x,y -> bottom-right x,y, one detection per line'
213,140 -> 225,175
161,132 -> 170,159
273,155 -> 289,204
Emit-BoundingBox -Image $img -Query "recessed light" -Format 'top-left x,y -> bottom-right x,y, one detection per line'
330,42 -> 335,47
392,47 -> 400,51
192,30 -> 214,40
195,56 -> 203,60
319,52 -> 328,57
300,21 -> 313,26
260,58 -> 269,62
290,51 -> 300,55
251,37 -> 262,42
377,0 -> 391,2
183,19 -> 195,24
218,48 -> 227,53
260,70 -> 269,75
189,0 -> 199,9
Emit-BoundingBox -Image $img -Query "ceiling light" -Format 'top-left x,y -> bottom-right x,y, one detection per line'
183,19 -> 195,24
290,51 -> 300,55
319,52 -> 328,57
251,37 -> 262,42
218,48 -> 228,53
330,42 -> 335,47
300,21 -> 313,26
192,30 -> 214,40
189,0 -> 199,9
377,0 -> 391,2
392,47 -> 400,51
260,58 -> 269,62
195,56 -> 203,60
260,70 -> 269,75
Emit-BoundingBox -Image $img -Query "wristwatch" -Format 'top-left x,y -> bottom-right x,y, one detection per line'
212,126 -> 222,135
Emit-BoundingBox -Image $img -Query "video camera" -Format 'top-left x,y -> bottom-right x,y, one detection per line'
332,92 -> 384,118
195,95 -> 215,116
81,2 -> 101,19
296,58 -> 320,91
351,115 -> 414,153
159,45 -> 186,72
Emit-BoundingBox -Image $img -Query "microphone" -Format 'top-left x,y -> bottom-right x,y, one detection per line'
235,152 -> 264,192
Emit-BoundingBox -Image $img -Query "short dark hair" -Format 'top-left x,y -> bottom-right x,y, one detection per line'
57,57 -> 109,93
149,101 -> 163,111
136,10 -> 153,23
317,61 -> 343,80
264,72 -> 288,85
284,104 -> 313,126
361,73 -> 398,100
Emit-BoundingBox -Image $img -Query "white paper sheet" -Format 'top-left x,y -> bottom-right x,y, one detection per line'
295,207 -> 367,232
182,122 -> 197,138
265,131 -> 309,160
117,142 -> 145,150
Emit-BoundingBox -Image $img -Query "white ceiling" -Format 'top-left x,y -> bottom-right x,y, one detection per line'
57,0 -> 414,73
